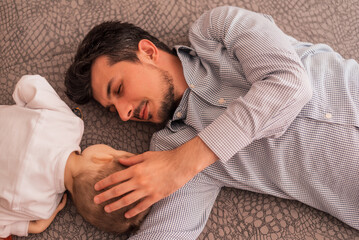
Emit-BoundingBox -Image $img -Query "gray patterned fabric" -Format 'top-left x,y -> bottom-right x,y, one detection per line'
1,0 -> 358,239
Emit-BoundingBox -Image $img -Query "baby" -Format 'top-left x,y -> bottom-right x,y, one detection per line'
0,75 -> 149,238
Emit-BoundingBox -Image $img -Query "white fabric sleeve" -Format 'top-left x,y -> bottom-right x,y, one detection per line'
0,221 -> 29,237
192,6 -> 312,161
12,75 -> 73,114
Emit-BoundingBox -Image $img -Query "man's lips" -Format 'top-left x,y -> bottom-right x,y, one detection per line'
140,102 -> 148,120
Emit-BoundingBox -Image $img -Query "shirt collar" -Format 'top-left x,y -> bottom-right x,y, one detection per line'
166,87 -> 190,131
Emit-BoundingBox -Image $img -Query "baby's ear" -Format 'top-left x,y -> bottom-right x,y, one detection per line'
91,153 -> 114,163
114,150 -> 136,159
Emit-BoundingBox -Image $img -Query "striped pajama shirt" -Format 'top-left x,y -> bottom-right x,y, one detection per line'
129,6 -> 359,239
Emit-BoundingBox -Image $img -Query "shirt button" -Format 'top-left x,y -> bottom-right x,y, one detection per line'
218,98 -> 226,104
176,112 -> 182,118
189,84 -> 195,89
325,113 -> 332,119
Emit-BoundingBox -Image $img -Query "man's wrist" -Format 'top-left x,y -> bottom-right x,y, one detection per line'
181,136 -> 218,174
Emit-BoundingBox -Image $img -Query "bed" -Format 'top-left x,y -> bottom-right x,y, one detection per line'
1,0 -> 359,239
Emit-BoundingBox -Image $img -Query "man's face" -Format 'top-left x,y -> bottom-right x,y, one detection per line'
91,55 -> 176,124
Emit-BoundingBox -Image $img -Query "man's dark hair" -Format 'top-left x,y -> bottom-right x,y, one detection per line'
65,21 -> 173,104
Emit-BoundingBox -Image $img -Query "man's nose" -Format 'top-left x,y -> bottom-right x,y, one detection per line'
114,99 -> 133,121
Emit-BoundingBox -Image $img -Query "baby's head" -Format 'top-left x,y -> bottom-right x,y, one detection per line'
68,144 -> 149,234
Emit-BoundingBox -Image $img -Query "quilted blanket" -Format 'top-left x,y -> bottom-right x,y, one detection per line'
1,0 -> 358,239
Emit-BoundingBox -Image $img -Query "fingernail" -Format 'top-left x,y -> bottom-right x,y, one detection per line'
94,197 -> 99,204
94,184 -> 99,190
105,206 -> 111,213
125,213 -> 131,219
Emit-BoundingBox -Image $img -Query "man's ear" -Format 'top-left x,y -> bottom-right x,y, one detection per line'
91,153 -> 114,164
138,39 -> 158,62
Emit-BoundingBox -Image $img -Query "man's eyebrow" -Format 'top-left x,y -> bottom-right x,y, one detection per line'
107,78 -> 114,100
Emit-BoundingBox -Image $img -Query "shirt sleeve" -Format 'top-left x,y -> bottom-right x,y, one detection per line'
0,221 -> 29,237
128,177 -> 221,240
193,6 -> 312,161
12,75 -> 73,114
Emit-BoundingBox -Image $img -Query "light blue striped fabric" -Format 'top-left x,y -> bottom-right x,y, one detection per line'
130,6 -> 359,239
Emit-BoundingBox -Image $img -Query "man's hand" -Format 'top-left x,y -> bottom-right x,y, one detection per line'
28,194 -> 67,234
94,136 -> 218,218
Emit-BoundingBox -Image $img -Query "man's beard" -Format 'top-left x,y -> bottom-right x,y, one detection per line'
132,67 -> 177,123
157,69 -> 177,124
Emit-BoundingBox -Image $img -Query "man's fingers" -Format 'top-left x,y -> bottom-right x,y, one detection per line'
94,180 -> 136,205
118,153 -> 145,166
124,197 -> 155,218
94,168 -> 131,191
104,189 -> 147,214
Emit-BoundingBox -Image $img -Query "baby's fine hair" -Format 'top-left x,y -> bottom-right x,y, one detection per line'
72,160 -> 149,233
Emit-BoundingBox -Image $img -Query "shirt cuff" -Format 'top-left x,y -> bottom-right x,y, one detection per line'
13,221 -> 29,236
198,112 -> 251,162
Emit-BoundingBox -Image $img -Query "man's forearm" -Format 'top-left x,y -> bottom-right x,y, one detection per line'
177,136 -> 218,174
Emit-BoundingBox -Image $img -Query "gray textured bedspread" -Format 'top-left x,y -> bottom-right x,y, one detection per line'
1,0 -> 359,239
